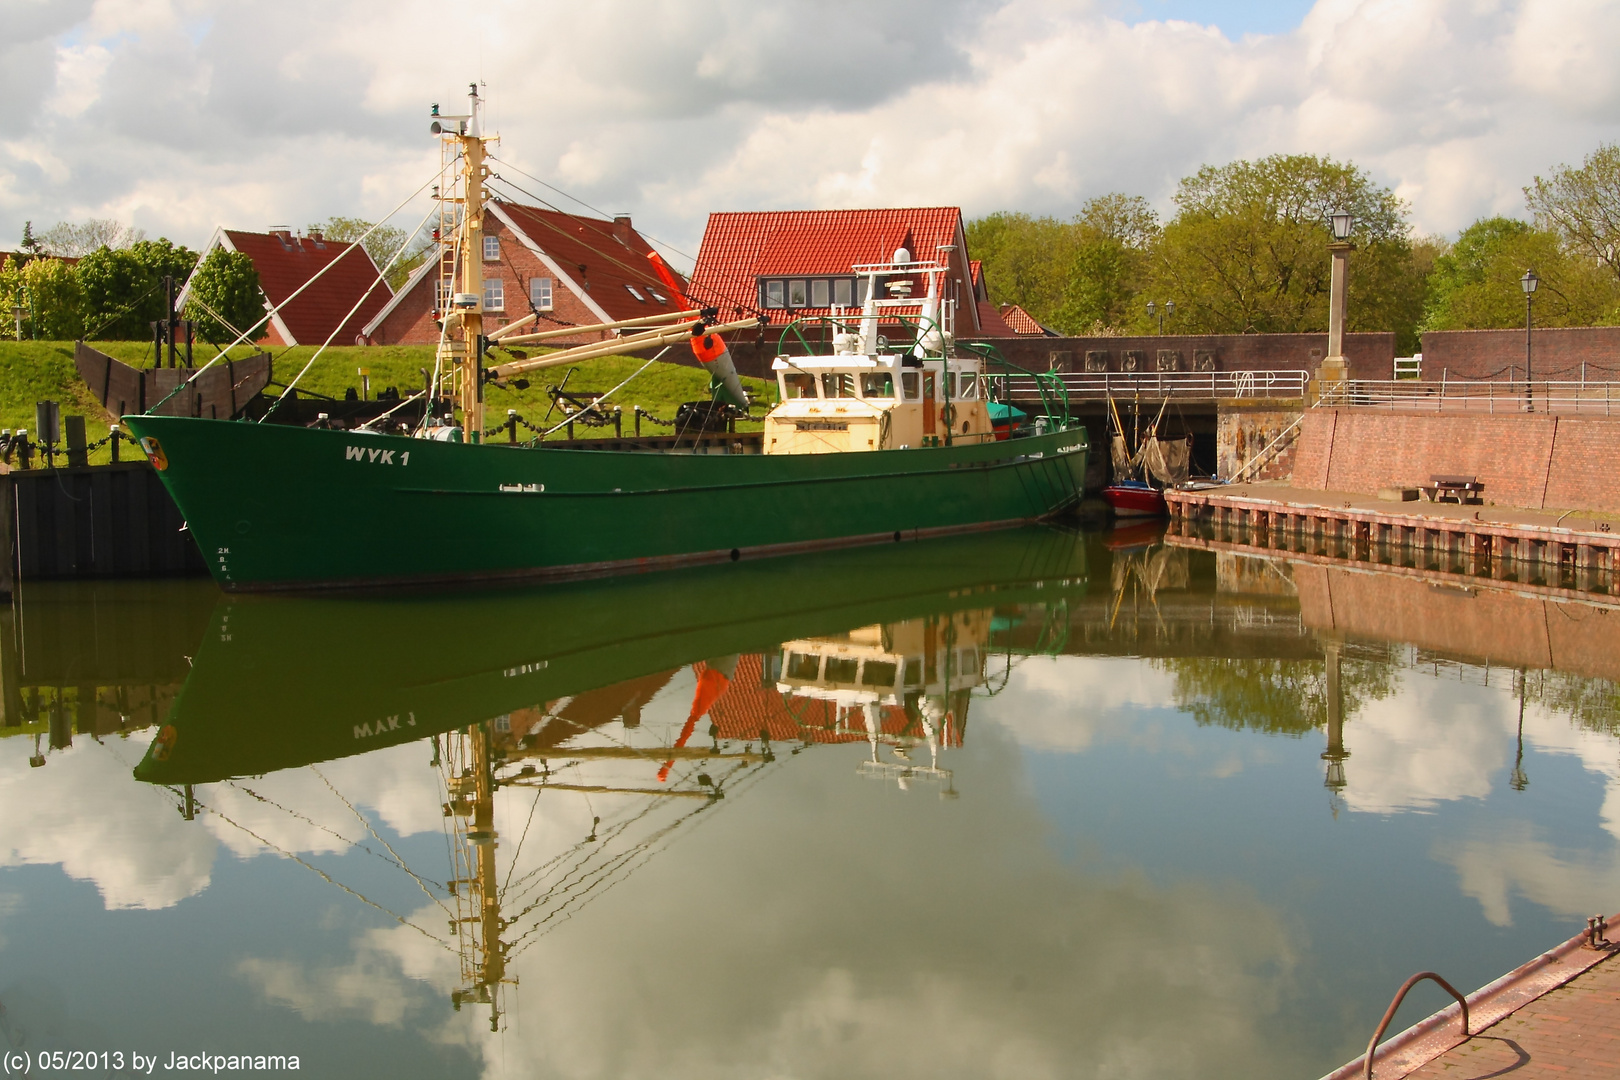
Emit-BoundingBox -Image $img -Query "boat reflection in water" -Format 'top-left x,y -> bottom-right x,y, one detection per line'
131,526 -> 1087,1029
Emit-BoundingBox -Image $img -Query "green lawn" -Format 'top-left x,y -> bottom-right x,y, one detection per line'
0,340 -> 776,465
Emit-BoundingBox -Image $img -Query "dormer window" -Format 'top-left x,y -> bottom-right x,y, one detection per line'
757,276 -> 859,310
483,235 -> 500,261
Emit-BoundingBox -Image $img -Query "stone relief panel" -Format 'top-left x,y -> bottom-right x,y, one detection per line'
1156,349 -> 1182,371
1193,349 -> 1216,372
1121,350 -> 1143,372
1084,350 -> 1110,372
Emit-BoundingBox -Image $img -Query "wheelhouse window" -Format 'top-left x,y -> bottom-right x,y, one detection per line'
529,277 -> 553,311
482,278 -> 504,311
860,372 -> 895,398
781,372 -> 817,399
482,235 -> 500,261
957,372 -> 979,399
764,280 -> 785,309
901,372 -> 920,400
821,372 -> 856,398
786,652 -> 820,680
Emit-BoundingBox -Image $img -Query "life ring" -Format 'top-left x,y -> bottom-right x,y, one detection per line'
940,403 -> 956,426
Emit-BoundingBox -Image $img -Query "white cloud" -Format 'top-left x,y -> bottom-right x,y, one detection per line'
0,0 -> 1616,259
978,654 -> 1181,752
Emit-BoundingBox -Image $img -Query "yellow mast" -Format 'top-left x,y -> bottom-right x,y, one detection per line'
433,84 -> 494,443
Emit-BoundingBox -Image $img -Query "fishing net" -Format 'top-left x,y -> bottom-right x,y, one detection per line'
1140,436 -> 1191,487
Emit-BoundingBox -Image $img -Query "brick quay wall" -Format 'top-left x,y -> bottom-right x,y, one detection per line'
1290,409 -> 1620,513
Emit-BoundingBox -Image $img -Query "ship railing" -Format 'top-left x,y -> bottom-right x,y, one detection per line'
1000,370 -> 1310,402
1330,379 -> 1620,415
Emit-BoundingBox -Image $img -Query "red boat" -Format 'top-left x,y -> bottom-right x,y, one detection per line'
1101,479 -> 1168,518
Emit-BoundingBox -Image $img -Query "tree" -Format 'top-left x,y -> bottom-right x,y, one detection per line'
0,257 -> 24,339
18,222 -> 43,257
1156,653 -> 1395,736
1422,217 -> 1619,333
78,238 -> 200,339
308,216 -> 431,291
184,248 -> 267,345
1526,143 -> 1620,286
967,195 -> 1159,334
1147,154 -> 1426,351
38,219 -> 147,258
13,258 -> 85,340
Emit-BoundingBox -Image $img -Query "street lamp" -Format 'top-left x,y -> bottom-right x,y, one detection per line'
1521,268 -> 1539,412
1146,299 -> 1175,334
9,305 -> 23,341
1320,212 -> 1354,396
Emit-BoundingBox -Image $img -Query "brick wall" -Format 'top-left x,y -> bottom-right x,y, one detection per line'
370,218 -> 618,348
1216,405 -> 1303,480
1293,565 -> 1620,682
974,332 -> 1395,380
1419,326 -> 1620,381
1289,408 -> 1620,512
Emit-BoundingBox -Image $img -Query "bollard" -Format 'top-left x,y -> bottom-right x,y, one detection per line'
109,424 -> 120,463
34,402 -> 58,469
613,405 -> 622,438
64,415 -> 87,468
17,430 -> 31,470
507,409 -> 518,444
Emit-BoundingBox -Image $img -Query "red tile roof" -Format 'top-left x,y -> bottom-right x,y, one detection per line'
976,303 -> 1019,337
689,208 -> 979,331
222,230 -> 392,346
493,201 -> 687,322
998,304 -> 1051,335
701,655 -> 917,744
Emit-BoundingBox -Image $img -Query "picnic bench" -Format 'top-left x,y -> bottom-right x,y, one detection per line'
1419,474 -> 1484,504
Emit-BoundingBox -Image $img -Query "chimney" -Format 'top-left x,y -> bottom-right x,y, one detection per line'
308,229 -> 323,243
269,226 -> 294,250
613,214 -> 633,245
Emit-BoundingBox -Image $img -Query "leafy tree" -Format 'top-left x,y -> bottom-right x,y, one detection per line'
78,238 -> 200,339
1156,652 -> 1396,736
183,248 -> 267,345
38,219 -> 147,258
1422,217 -> 1619,333
1147,154 -> 1426,351
7,257 -> 86,340
0,257 -> 24,339
1526,143 -> 1620,286
968,195 -> 1159,334
307,216 -> 431,291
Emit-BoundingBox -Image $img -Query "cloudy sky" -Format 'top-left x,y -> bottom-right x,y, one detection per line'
4,0 -> 1619,267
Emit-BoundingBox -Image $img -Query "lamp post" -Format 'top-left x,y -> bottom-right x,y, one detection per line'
1320,212 -> 1354,396
9,305 -> 23,341
1521,268 -> 1539,412
1146,299 -> 1175,334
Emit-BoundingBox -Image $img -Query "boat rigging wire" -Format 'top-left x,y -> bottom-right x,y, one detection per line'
528,347 -> 669,440
200,798 -> 457,953
309,764 -> 455,915
145,171 -> 441,417
262,200 -> 440,421
483,155 -> 696,264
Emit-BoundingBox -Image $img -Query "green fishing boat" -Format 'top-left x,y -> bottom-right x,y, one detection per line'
121,87 -> 1086,592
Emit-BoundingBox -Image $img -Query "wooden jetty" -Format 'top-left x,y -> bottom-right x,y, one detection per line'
1166,484 -> 1620,593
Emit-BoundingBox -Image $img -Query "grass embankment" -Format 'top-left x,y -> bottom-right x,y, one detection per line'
0,341 -> 776,465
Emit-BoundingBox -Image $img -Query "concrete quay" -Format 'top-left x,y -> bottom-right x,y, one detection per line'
1318,917 -> 1620,1080
1166,483 -> 1620,592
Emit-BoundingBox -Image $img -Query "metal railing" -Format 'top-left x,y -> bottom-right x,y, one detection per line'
1000,369 -> 1310,401
1325,379 -> 1620,415
1362,971 -> 1469,1080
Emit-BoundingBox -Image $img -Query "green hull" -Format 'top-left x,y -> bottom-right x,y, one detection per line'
133,526 -> 1088,784
120,414 -> 1088,591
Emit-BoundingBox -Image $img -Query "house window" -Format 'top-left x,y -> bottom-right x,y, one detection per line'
529,277 -> 553,311
788,280 -> 808,307
834,279 -> 853,307
483,235 -> 500,261
763,280 -> 785,309
811,279 -> 830,307
647,286 -> 667,304
625,284 -> 646,302
855,277 -> 870,304
483,278 -> 504,311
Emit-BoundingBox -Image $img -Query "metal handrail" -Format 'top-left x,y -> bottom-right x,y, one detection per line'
1000,370 -> 1311,400
1335,379 -> 1620,415
1362,971 -> 1470,1080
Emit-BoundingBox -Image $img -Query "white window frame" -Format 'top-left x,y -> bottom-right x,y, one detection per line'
625,284 -> 646,302
529,277 -> 553,311
482,235 -> 500,262
810,279 -> 830,307
763,280 -> 784,309
483,278 -> 504,311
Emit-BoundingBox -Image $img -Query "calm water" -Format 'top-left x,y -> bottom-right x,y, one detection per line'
3,526 -> 1619,1079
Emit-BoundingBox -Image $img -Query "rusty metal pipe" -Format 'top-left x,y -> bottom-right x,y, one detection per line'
1364,971 -> 1469,1080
